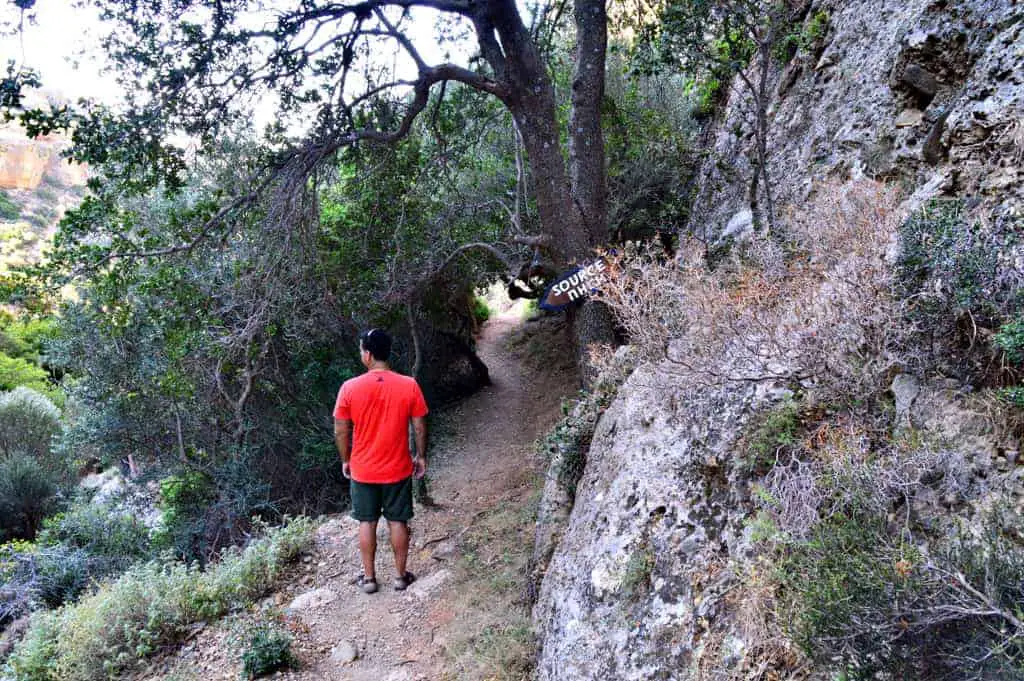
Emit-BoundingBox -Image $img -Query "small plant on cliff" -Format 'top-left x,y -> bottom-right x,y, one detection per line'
896,199 -> 1023,378
621,548 -> 655,600
994,316 -> 1024,365
743,397 -> 801,473
0,190 -> 20,221
236,620 -> 298,679
541,395 -> 600,502
772,10 -> 829,62
780,508 -> 1024,679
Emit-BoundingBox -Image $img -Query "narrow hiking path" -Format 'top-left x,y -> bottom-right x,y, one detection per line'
134,311 -> 578,681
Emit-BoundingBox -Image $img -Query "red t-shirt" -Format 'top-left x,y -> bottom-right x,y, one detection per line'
333,369 -> 429,484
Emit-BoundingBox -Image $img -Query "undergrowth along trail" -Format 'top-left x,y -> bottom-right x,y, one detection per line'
133,310 -> 577,681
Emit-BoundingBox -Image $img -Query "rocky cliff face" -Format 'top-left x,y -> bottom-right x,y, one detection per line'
688,0 -> 1021,242
533,366 -> 763,679
532,1 -> 1023,678
0,131 -> 87,192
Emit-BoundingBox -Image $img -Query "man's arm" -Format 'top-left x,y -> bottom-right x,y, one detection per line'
412,415 -> 427,478
334,418 -> 353,478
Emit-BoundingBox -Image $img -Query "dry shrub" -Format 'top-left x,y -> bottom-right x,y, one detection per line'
761,418 -> 971,543
695,557 -> 809,681
599,179 -> 911,403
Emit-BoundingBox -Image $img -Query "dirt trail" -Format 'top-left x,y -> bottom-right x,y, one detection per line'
137,312 -> 577,681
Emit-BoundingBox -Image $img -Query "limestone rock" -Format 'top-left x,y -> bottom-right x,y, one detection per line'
533,360 -> 759,680
286,587 -> 338,613
900,63 -> 939,98
685,0 -> 1024,238
0,124 -> 87,191
720,208 -> 754,242
80,469 -> 126,504
895,108 -> 924,127
329,639 -> 359,664
891,373 -> 921,422
406,569 -> 451,599
429,539 -> 457,561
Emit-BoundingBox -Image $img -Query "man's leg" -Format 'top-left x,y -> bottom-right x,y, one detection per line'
382,477 -> 415,582
351,479 -> 382,583
387,520 -> 410,577
359,520 -> 378,579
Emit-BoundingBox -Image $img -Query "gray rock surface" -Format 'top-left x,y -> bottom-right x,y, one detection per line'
406,569 -> 450,599
533,2 -> 1023,679
286,587 -> 338,613
330,639 -> 359,664
533,362 -> 761,680
686,0 -> 1023,241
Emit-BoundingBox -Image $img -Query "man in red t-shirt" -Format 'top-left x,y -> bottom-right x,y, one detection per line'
334,328 -> 428,594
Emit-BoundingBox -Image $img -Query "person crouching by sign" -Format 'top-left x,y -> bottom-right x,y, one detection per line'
333,328 -> 429,594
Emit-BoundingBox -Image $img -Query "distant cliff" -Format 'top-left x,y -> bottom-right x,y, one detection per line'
0,127 -> 87,192
0,98 -> 88,273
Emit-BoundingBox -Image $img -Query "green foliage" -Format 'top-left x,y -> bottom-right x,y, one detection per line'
37,501 -> 153,575
471,296 -> 492,326
237,621 -> 297,679
0,355 -> 60,405
23,544 -> 93,610
0,314 -> 60,362
806,11 -> 830,44
780,509 -> 1024,679
692,76 -> 722,117
0,386 -> 61,459
780,513 -> 920,663
0,189 -> 20,221
897,199 -> 1020,325
24,213 -> 51,230
743,398 -> 800,471
152,470 -> 216,560
772,10 -> 829,63
2,493 -> 151,610
0,453 -> 59,540
4,516 -> 314,681
621,548 -> 655,599
744,508 -> 780,544
994,317 -> 1024,365
519,298 -> 538,321
541,395 -> 601,502
33,186 -> 58,204
604,49 -> 696,239
998,386 -> 1024,408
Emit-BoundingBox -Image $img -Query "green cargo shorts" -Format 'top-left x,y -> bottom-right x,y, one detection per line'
349,476 -> 414,523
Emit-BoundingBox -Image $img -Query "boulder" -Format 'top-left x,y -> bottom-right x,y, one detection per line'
329,639 -> 359,664
285,587 -> 338,613
406,569 -> 451,599
895,108 -> 925,127
900,63 -> 939,99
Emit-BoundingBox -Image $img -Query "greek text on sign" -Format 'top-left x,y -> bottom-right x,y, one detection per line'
539,258 -> 608,311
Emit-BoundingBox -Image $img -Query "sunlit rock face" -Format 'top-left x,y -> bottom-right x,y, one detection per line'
0,131 -> 88,191
0,88 -> 89,191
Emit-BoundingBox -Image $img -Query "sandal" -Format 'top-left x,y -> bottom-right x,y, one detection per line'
355,574 -> 378,594
393,571 -> 417,591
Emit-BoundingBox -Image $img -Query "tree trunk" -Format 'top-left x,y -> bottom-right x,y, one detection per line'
484,0 -> 616,385
569,0 -> 608,250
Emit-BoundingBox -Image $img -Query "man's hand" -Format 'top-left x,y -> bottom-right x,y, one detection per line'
334,418 -> 352,478
412,416 -> 427,479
